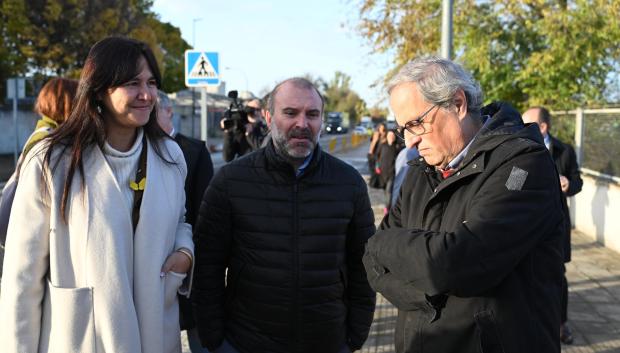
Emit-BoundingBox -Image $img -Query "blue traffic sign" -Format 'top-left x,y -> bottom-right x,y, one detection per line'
185,51 -> 219,87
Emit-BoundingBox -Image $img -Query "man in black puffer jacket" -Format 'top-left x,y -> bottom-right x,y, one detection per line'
363,57 -> 565,353
193,77 -> 376,353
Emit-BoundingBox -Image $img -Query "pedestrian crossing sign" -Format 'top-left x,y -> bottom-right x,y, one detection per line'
185,50 -> 219,87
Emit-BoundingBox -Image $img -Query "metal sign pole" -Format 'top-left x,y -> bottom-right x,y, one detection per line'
201,87 -> 208,142
12,79 -> 19,166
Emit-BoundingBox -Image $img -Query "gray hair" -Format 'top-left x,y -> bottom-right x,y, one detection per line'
267,77 -> 325,115
157,90 -> 172,109
387,56 -> 483,116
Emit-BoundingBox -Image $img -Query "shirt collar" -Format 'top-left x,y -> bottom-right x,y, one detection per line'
543,133 -> 551,150
296,151 -> 314,177
446,115 -> 492,169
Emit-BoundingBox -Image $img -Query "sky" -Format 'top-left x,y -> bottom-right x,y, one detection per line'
152,0 -> 393,108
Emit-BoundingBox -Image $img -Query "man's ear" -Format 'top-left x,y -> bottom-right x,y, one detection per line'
453,89 -> 468,120
265,109 -> 272,125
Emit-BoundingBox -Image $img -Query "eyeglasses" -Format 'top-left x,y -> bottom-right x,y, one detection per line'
393,104 -> 438,140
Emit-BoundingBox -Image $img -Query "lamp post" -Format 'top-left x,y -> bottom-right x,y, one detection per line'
224,66 -> 249,93
191,18 -> 203,138
440,0 -> 453,59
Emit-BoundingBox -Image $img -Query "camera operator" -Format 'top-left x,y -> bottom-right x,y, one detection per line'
221,98 -> 268,162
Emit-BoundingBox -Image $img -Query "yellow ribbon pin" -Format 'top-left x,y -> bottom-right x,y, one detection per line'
129,177 -> 146,191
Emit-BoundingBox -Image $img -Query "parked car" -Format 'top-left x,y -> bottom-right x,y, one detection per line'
353,125 -> 370,135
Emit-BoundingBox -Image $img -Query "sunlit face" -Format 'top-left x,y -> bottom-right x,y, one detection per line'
101,56 -> 157,134
267,82 -> 323,160
389,82 -> 467,169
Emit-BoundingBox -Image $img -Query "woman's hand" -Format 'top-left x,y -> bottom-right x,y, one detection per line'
161,249 -> 192,276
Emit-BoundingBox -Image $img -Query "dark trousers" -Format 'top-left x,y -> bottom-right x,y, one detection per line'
561,269 -> 569,323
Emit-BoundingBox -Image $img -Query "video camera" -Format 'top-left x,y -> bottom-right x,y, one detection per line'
221,90 -> 255,130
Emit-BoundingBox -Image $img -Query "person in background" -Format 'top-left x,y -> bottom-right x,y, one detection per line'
0,36 -> 193,353
0,77 -> 78,249
157,90 -> 214,353
390,146 -> 419,208
220,98 -> 268,162
259,93 -> 272,148
363,56 -> 565,353
193,77 -> 376,353
24,78 -> 79,156
522,106 -> 583,345
368,122 -> 387,188
376,130 -> 402,213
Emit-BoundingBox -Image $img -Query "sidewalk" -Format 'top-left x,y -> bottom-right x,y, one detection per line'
360,180 -> 620,352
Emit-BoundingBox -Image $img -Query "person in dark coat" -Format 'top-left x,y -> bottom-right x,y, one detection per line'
363,56 -> 565,353
523,106 -> 583,345
367,123 -> 387,189
157,91 -> 214,353
192,77 -> 376,353
376,130 -> 402,213
221,98 -> 268,162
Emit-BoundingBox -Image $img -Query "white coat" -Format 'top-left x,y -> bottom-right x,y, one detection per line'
0,136 -> 194,353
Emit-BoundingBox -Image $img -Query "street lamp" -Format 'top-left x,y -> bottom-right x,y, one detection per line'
224,66 -> 249,93
192,18 -> 203,48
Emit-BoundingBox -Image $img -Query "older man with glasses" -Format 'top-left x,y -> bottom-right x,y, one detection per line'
364,56 -> 566,353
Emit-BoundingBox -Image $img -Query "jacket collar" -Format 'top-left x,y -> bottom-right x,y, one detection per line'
264,139 -> 323,177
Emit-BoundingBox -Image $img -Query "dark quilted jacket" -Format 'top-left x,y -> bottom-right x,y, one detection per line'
193,141 -> 376,353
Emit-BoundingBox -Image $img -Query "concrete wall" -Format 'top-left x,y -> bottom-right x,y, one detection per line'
572,175 -> 620,253
0,110 -> 38,154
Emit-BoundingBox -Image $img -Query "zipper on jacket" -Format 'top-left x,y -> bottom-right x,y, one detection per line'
292,181 -> 301,352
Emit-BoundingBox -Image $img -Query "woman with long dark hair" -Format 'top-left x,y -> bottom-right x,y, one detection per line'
0,37 -> 193,353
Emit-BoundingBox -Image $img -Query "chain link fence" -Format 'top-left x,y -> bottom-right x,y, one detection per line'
552,108 -> 620,182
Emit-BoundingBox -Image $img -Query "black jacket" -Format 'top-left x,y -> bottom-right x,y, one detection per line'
174,133 -> 214,330
548,134 -> 582,262
377,142 -> 402,186
193,141 -> 376,353
363,102 -> 565,353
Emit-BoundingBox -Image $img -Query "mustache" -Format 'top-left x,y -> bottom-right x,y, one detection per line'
288,128 -> 312,139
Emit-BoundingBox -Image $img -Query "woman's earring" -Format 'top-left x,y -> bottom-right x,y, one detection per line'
96,104 -> 102,114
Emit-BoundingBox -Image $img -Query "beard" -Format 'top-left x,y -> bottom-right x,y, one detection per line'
271,124 -> 318,161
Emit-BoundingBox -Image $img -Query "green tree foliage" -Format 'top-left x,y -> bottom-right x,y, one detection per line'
355,0 -> 620,110
0,0 -> 190,100
367,105 -> 390,120
323,71 -> 366,124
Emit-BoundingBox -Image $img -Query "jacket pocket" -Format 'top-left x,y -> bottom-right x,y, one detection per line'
43,281 -> 95,353
163,272 -> 186,352
474,310 -> 505,353
225,262 -> 246,310
165,271 -> 187,309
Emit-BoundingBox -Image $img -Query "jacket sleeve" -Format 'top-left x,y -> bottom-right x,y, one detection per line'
345,179 -> 377,351
366,148 -> 564,298
173,154 -> 195,296
563,145 -> 582,197
0,155 -> 50,352
190,145 -> 214,226
192,167 -> 232,351
362,253 -> 428,311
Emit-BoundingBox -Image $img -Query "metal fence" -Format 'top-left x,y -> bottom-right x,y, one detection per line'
552,108 -> 620,183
